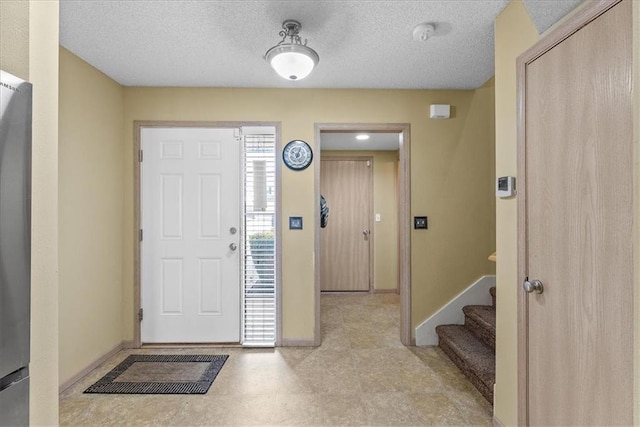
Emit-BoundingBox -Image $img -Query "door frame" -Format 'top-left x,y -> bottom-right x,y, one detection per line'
133,120 -> 282,347
320,155 -> 375,291
516,1 -> 628,423
314,123 -> 412,346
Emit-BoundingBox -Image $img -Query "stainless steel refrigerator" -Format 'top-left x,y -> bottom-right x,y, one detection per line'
0,70 -> 32,427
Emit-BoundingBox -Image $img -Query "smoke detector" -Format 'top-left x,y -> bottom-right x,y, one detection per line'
412,23 -> 436,42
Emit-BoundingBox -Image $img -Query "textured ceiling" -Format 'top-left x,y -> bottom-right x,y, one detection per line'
59,0 -> 582,90
525,0 -> 583,33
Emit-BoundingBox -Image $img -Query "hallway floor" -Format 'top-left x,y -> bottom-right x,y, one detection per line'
59,293 -> 492,426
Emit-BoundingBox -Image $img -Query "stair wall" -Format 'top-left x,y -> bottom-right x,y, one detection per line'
415,275 -> 495,346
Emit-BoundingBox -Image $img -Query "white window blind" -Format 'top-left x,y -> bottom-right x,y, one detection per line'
242,128 -> 276,346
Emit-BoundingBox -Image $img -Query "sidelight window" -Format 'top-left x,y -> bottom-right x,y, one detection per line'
242,127 -> 277,346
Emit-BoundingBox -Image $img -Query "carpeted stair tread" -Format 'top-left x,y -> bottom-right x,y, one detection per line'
436,324 -> 495,403
463,305 -> 496,350
489,287 -> 496,307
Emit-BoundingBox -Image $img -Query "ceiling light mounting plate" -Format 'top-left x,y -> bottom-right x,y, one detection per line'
280,19 -> 304,42
413,23 -> 436,42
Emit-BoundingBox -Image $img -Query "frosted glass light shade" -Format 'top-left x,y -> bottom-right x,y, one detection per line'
266,45 -> 319,81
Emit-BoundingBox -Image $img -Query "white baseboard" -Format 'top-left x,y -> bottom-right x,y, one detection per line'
415,275 -> 496,346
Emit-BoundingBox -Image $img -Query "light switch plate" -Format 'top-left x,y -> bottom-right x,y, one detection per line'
375,213 -> 381,222
289,216 -> 303,230
414,216 -> 428,229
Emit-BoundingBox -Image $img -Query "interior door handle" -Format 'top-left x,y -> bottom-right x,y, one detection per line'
523,278 -> 543,294
229,243 -> 237,251
363,229 -> 370,236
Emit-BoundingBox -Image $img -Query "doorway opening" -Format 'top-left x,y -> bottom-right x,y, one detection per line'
314,123 -> 411,346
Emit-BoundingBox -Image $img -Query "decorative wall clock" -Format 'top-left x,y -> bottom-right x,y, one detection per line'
282,140 -> 313,171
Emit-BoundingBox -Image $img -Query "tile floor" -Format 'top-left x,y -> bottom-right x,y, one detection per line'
59,293 -> 493,426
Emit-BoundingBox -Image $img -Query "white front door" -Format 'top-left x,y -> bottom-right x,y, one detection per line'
141,127 -> 241,343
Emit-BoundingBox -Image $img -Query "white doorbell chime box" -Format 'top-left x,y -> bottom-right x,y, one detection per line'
496,176 -> 516,198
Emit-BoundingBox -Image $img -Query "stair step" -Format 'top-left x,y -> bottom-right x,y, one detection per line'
489,286 -> 496,307
463,305 -> 496,350
436,324 -> 495,404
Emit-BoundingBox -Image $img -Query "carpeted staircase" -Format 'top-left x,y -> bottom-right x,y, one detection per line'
435,286 -> 496,404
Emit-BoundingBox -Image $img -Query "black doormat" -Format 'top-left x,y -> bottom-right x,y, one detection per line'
84,354 -> 228,394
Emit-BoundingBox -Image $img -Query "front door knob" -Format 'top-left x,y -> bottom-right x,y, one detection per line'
229,243 -> 237,251
523,278 -> 544,294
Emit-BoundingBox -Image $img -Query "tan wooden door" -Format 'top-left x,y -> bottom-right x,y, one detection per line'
519,1 -> 633,425
321,158 -> 372,291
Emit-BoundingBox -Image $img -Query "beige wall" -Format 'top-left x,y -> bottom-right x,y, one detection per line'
58,47 -> 125,385
0,1 -> 29,78
30,3 -> 60,421
412,82 -> 496,326
0,0 -> 61,424
321,150 -> 399,291
123,86 -> 496,341
493,2 -> 538,424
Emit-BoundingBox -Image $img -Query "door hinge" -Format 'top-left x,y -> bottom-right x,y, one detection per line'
139,229 -> 143,241
138,150 -> 143,162
138,308 -> 143,322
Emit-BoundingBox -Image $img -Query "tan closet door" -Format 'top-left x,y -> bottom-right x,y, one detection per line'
519,1 -> 633,425
321,158 -> 372,291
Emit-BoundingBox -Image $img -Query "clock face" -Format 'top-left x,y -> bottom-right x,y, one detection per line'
283,140 -> 313,171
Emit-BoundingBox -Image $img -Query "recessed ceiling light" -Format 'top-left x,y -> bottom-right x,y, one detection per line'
356,134 -> 370,141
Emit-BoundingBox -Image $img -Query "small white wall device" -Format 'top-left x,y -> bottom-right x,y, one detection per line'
496,176 -> 516,198
429,104 -> 450,119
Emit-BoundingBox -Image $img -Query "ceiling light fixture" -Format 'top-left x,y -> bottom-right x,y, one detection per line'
265,19 -> 319,81
356,134 -> 370,141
